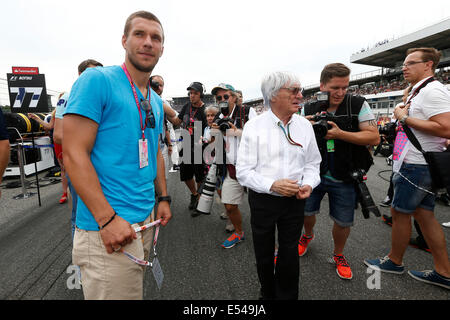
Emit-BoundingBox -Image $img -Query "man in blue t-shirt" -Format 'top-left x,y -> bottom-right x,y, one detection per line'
0,108 -> 10,199
63,11 -> 172,300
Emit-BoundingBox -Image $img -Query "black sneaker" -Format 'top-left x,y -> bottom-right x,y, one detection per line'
188,194 -> 199,210
409,237 -> 431,253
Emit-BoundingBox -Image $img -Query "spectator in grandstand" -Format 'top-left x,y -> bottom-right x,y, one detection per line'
63,10 -> 172,300
212,83 -> 257,248
302,63 -> 380,280
150,75 -> 173,180
365,47 -> 450,290
236,71 -> 320,299
0,108 -> 10,199
169,82 -> 208,214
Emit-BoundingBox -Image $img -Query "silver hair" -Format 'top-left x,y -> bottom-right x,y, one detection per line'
261,71 -> 300,108
205,105 -> 219,115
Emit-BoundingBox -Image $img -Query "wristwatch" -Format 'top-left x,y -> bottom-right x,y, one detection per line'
399,114 -> 409,125
158,195 -> 172,204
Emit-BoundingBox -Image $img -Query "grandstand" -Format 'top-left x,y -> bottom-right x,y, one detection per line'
245,18 -> 450,118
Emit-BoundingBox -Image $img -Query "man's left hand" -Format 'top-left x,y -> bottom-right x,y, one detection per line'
156,201 -> 172,226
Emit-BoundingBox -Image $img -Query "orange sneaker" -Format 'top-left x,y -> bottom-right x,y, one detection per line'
332,254 -> 353,280
298,234 -> 314,256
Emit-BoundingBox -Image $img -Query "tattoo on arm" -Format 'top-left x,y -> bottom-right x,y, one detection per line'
368,120 -> 377,127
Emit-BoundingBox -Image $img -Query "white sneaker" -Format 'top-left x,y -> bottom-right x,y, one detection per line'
225,219 -> 235,233
442,222 -> 450,228
220,211 -> 228,220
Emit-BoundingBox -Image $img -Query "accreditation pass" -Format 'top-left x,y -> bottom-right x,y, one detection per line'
139,138 -> 149,168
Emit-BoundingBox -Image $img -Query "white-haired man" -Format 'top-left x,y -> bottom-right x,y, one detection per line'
236,72 -> 321,300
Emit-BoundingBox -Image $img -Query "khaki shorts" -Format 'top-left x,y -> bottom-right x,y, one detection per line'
72,211 -> 154,300
221,173 -> 244,205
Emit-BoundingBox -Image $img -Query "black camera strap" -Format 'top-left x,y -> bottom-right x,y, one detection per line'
400,77 -> 436,154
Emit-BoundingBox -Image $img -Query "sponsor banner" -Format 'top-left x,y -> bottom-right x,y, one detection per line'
7,73 -> 49,113
12,66 -> 39,75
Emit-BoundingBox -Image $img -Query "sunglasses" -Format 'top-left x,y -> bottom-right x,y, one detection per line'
216,94 -> 230,102
140,99 -> 155,129
281,87 -> 304,95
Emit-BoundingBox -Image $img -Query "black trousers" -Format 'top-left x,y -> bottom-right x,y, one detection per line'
248,190 -> 305,300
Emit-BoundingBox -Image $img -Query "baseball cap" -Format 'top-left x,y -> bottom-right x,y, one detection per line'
187,82 -> 204,93
211,83 -> 235,96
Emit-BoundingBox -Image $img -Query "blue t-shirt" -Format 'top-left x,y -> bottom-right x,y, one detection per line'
65,65 -> 164,230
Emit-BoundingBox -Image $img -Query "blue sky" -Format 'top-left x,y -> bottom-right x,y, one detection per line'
0,0 -> 448,104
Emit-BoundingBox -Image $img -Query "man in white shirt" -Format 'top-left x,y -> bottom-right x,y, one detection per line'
236,71 -> 321,299
365,47 -> 450,290
211,83 -> 257,249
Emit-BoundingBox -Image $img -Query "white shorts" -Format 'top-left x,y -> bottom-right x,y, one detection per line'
221,173 -> 244,205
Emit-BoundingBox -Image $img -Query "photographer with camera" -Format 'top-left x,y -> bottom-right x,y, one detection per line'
211,83 -> 257,248
170,82 -> 208,214
365,48 -> 450,290
301,63 -> 380,280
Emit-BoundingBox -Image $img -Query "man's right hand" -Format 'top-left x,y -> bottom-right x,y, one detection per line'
270,179 -> 300,197
99,215 -> 137,254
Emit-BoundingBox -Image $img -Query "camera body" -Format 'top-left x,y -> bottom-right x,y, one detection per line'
214,117 -> 232,133
378,122 -> 397,144
311,111 -> 340,139
150,79 -> 160,92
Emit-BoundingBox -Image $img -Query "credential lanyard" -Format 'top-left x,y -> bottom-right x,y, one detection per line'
121,63 -> 149,140
278,122 -> 303,148
123,219 -> 161,267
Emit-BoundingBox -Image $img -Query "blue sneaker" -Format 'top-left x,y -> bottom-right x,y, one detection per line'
221,232 -> 244,249
364,256 -> 405,274
408,270 -> 450,290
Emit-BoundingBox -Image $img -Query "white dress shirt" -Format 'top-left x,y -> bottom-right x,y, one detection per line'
236,109 -> 321,196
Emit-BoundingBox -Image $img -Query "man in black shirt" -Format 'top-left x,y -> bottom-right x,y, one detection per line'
0,108 -> 10,199
171,82 -> 207,213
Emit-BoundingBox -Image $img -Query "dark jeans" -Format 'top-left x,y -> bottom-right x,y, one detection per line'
248,190 -> 305,300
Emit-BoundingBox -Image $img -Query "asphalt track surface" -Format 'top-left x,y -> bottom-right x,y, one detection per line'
0,156 -> 449,301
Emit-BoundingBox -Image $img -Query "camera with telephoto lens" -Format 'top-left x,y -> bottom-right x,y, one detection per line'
378,122 -> 397,144
311,111 -> 340,139
350,169 -> 380,219
213,102 -> 232,133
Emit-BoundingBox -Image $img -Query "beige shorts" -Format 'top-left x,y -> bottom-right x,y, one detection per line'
72,211 -> 154,300
221,173 -> 245,205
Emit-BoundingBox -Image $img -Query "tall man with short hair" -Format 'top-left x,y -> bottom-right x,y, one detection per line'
365,47 -> 450,290
301,63 -> 380,280
64,11 -> 172,300
237,71 -> 321,299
